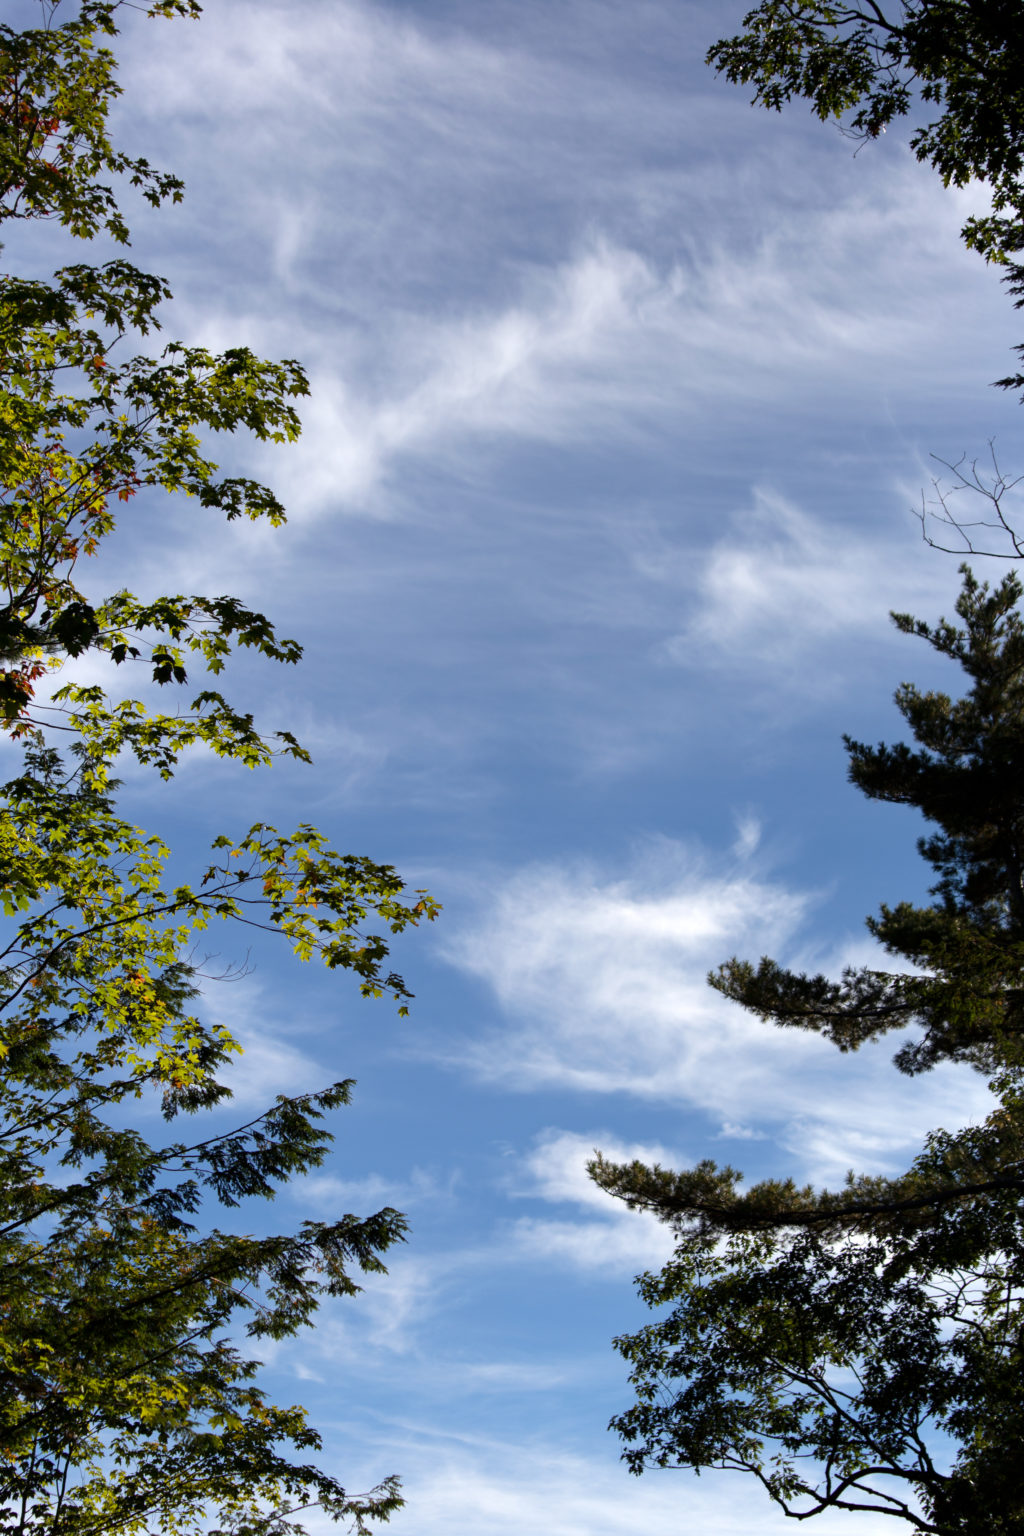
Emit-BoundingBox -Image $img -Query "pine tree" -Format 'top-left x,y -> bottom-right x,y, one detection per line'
592,567 -> 1024,1533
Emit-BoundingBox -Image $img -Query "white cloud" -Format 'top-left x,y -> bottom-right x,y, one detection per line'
731,812 -> 762,859
293,1131 -> 678,1359
269,244 -> 673,510
505,1129 -> 680,1274
514,1127 -> 677,1213
193,977 -> 327,1108
219,194 -> 1001,517
309,1251 -> 445,1358
375,1437 -> 903,1536
456,1361 -> 571,1392
302,1165 -> 455,1212
265,1415 -> 913,1536
653,486 -> 957,681
442,841 -> 991,1182
717,1121 -> 767,1142
113,0 -> 1010,521
510,1215 -> 671,1275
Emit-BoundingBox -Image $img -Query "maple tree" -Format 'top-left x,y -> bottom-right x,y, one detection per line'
0,4 -> 437,1532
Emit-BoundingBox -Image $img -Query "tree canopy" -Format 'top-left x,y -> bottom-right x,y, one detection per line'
589,18 -> 1024,1526
592,567 -> 1024,1533
707,1 -> 1024,395
0,4 -> 437,1533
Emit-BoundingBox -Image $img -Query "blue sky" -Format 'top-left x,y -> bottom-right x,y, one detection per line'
17,0 -> 1024,1530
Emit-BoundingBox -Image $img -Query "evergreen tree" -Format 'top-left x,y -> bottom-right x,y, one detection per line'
592,567 -> 1024,1533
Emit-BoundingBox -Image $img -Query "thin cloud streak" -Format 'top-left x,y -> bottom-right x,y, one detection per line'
114,0 -> 1008,522
442,842 -> 991,1181
369,1436 -> 903,1536
659,487 -> 960,680
202,199 -> 1003,518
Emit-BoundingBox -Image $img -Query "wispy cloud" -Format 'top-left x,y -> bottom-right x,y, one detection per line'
442,840 -> 991,1181
195,199 -> 1004,518
197,980 -> 329,1108
370,1434 -> 902,1536
302,1166 -> 457,1213
310,1251 -> 447,1358
115,0 -> 1009,523
656,486 -> 959,682
507,1129 -> 679,1275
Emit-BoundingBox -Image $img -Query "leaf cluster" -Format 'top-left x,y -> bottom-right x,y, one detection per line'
609,1208 -> 1024,1533
1,1 -> 199,244
707,2 -> 1024,394
0,3 -> 438,1533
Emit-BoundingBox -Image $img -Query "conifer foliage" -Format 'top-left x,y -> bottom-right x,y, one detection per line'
592,11 -> 1024,1529
592,569 -> 1024,1533
0,4 -> 437,1533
